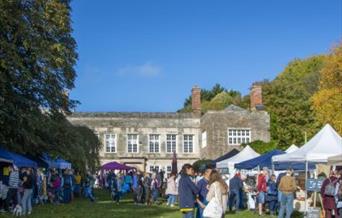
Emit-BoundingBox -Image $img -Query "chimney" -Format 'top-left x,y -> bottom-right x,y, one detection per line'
250,84 -> 263,111
192,86 -> 201,115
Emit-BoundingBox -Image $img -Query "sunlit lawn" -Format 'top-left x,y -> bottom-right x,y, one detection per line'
2,189 -> 276,218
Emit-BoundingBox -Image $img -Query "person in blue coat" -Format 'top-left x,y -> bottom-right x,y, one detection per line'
178,164 -> 199,218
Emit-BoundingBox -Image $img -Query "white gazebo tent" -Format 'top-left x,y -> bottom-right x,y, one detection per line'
216,145 -> 259,174
285,144 -> 299,153
327,154 -> 342,165
272,124 -> 342,211
273,124 -> 342,163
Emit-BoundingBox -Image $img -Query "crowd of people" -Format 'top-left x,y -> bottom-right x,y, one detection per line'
2,162 -> 342,218
174,164 -> 342,218
0,165 -> 96,216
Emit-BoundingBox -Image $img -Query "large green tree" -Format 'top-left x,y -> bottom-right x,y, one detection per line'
0,0 -> 99,172
262,56 -> 325,149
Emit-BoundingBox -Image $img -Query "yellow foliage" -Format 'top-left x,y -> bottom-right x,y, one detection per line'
311,87 -> 342,134
312,42 -> 342,134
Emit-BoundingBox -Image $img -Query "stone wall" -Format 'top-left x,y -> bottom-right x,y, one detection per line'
200,105 -> 270,159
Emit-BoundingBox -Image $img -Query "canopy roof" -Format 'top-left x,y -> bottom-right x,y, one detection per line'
213,149 -> 240,163
235,149 -> 284,170
328,154 -> 342,165
0,148 -> 37,168
0,157 -> 13,163
41,154 -> 71,169
216,145 -> 259,169
273,124 -> 342,163
285,144 -> 299,153
101,161 -> 133,170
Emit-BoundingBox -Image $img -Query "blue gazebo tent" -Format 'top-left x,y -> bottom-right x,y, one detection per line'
0,148 -> 37,168
235,150 -> 284,170
235,149 -> 315,170
41,153 -> 71,169
51,157 -> 71,169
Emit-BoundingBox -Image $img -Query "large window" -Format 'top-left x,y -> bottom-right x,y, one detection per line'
105,134 -> 116,153
166,134 -> 177,153
127,134 -> 139,153
183,135 -> 194,153
228,128 -> 251,145
149,134 -> 160,153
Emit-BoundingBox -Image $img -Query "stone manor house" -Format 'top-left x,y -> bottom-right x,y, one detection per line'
67,85 -> 270,173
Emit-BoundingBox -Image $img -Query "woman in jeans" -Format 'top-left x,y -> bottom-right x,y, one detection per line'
165,173 -> 178,207
21,168 -> 33,215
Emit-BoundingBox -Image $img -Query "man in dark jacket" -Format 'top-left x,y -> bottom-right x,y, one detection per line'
229,172 -> 243,212
178,164 -> 199,218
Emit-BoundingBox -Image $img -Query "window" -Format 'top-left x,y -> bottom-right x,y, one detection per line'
127,134 -> 139,153
201,131 -> 207,148
105,134 -> 116,153
166,166 -> 172,173
228,128 -> 251,145
149,134 -> 160,153
149,165 -> 160,173
166,134 -> 177,153
183,135 -> 194,153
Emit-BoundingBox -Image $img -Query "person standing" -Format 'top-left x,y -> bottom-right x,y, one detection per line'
63,169 -> 73,203
257,169 -> 267,216
7,165 -> 19,209
179,164 -> 199,218
21,168 -> 33,215
267,174 -> 278,216
143,173 -> 152,206
205,170 -> 228,218
321,170 -> 338,218
165,173 -> 178,207
151,174 -> 160,204
335,170 -> 342,218
278,169 -> 297,218
196,167 -> 212,218
229,172 -> 243,212
85,172 -> 95,202
73,171 -> 82,197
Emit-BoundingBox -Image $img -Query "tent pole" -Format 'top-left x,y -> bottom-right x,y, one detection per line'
305,160 -> 308,212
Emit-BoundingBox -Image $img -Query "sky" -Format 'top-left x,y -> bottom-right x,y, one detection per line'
70,0 -> 342,112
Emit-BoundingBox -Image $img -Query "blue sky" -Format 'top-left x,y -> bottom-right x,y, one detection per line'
70,0 -> 342,112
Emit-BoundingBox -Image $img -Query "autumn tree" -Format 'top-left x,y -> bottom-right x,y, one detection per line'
311,42 -> 342,134
262,56 -> 325,149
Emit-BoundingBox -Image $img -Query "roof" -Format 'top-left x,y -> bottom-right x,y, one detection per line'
224,104 -> 246,112
69,112 -> 197,119
216,145 -> 259,168
213,149 -> 240,163
273,124 -> 342,163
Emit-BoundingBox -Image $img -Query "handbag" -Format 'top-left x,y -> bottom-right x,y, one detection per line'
324,179 -> 336,196
203,183 -> 223,218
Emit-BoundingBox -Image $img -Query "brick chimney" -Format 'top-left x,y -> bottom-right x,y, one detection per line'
250,84 -> 263,111
192,86 -> 201,115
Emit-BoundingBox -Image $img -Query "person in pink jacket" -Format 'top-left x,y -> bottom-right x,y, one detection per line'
165,173 -> 178,207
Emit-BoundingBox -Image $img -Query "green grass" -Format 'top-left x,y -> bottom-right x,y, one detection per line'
3,189 -> 274,218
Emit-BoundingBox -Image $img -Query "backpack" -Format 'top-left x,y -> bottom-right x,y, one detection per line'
324,179 -> 336,196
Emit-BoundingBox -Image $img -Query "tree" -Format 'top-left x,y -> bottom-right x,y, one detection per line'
0,0 -> 99,173
262,56 -> 325,149
178,83 -> 247,112
311,42 -> 342,134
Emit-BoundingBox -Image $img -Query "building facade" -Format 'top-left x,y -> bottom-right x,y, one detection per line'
67,85 -> 270,173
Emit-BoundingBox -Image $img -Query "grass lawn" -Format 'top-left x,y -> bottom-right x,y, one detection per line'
3,189 -> 274,218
